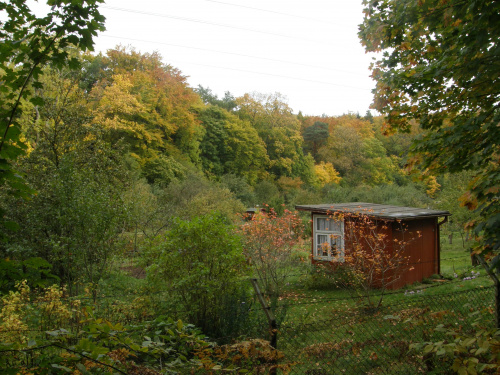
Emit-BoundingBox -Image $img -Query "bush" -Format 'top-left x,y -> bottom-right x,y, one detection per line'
304,263 -> 355,291
409,309 -> 500,374
146,212 -> 250,338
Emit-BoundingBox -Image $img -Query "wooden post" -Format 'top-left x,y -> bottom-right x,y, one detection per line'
476,255 -> 500,328
250,278 -> 278,374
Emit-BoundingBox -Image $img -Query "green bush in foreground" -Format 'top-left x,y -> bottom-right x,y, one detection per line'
146,212 -> 251,338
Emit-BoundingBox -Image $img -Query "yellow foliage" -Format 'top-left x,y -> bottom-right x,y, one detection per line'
314,162 -> 342,187
0,280 -> 30,344
0,281 -> 84,345
425,175 -> 441,198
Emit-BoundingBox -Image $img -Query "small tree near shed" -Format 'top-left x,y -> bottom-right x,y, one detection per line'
240,207 -> 304,297
331,210 -> 419,309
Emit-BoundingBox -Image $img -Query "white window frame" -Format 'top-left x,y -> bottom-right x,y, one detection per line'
313,215 -> 344,262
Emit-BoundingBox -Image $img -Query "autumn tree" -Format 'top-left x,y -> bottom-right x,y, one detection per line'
359,0 -> 500,256
313,162 -> 342,188
2,60 -> 130,293
331,211 -> 416,309
91,47 -> 203,179
239,208 -> 304,296
236,92 -> 314,182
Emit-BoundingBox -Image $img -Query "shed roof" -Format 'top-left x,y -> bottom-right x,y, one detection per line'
295,202 -> 451,220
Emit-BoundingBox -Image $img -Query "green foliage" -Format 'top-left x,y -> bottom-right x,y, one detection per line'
409,310 -> 500,374
0,257 -> 59,293
1,316 -> 211,374
195,85 -> 237,111
161,172 -> 245,223
220,173 -> 257,207
304,263 -> 355,291
198,105 -> 268,184
322,182 -> 432,208
253,180 -> 283,208
236,92 -> 311,180
141,154 -> 188,185
146,212 -> 250,337
359,0 -> 500,255
3,151 -> 128,290
303,121 -> 329,161
435,172 -> 480,242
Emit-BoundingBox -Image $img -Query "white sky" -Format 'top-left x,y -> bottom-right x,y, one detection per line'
93,0 -> 377,117
13,0 -> 377,117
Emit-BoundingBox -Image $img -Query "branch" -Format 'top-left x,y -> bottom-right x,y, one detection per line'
52,343 -> 128,375
0,11 -> 77,154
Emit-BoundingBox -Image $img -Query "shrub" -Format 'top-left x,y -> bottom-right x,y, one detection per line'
409,310 -> 500,374
146,212 -> 250,338
239,208 -> 305,296
304,263 -> 355,291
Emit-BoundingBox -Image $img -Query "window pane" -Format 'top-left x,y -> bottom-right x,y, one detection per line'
330,236 -> 339,257
317,234 -> 328,256
316,217 -> 342,232
316,218 -> 328,231
329,220 -> 342,232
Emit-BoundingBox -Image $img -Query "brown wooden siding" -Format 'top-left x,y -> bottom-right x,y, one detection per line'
309,212 -> 440,290
391,218 -> 438,289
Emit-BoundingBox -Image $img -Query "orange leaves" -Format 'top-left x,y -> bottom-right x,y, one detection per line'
239,208 -> 304,295
459,191 -> 478,211
330,210 -> 413,298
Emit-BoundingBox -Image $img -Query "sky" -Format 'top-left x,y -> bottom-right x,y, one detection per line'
92,0 -> 377,117
21,0 -> 377,117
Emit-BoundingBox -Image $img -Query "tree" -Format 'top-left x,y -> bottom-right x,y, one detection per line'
1,55 -> 128,295
0,0 -> 105,234
161,172 -> 246,223
236,92 -> 313,181
313,162 -> 342,188
91,47 -> 203,170
198,106 -> 268,184
359,0 -> 500,256
239,208 -> 304,297
196,85 -> 237,111
302,121 -> 329,160
331,211 -> 417,309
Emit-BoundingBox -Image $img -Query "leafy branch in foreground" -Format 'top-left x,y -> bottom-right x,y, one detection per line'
0,0 -> 105,234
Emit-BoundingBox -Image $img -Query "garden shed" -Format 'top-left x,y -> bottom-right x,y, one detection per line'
295,202 -> 451,289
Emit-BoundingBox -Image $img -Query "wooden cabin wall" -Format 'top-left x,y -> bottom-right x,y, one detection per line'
392,218 -> 438,289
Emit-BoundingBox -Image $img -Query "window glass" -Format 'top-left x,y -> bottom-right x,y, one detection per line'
316,217 -> 341,232
317,234 -> 328,256
316,217 -> 328,231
